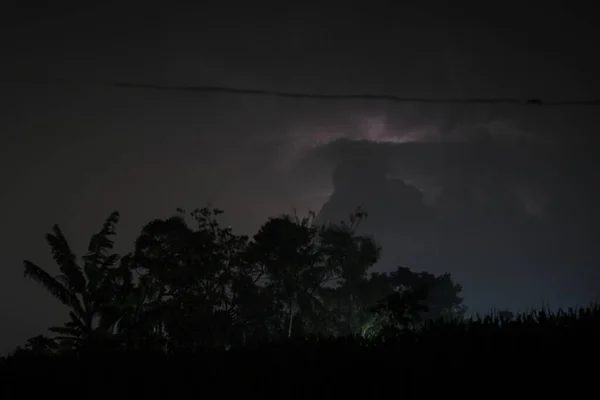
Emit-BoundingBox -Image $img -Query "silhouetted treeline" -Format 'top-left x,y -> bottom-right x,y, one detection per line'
3,207 -> 600,396
14,206 -> 464,354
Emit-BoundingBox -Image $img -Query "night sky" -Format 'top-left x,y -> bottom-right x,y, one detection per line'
1,2 -> 599,352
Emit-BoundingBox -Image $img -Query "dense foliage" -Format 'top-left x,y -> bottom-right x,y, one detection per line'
4,207 -> 599,396
14,206 -> 465,354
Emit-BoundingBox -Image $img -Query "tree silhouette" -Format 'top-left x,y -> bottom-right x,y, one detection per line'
247,213 -> 325,338
318,209 -> 381,336
243,209 -> 382,339
126,207 -> 253,350
18,205 -> 465,352
369,266 -> 465,334
23,211 -> 124,349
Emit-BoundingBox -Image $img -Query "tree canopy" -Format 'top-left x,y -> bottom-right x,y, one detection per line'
19,206 -> 465,353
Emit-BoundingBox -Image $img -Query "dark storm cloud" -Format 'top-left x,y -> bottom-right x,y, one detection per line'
302,135 -> 560,188
304,134 -> 600,314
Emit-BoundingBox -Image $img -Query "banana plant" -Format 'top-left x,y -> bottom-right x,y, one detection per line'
23,211 -> 124,348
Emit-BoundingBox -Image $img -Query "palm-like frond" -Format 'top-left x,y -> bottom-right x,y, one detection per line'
48,326 -> 81,337
116,255 -> 133,288
53,336 -> 81,347
84,211 -> 119,268
45,225 -> 86,292
24,214 -> 129,350
23,260 -> 73,307
79,212 -> 121,310
69,295 -> 87,323
97,304 -> 123,332
101,253 -> 120,269
67,310 -> 88,332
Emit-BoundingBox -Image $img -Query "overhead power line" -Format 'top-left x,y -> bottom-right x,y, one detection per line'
5,76 -> 600,106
